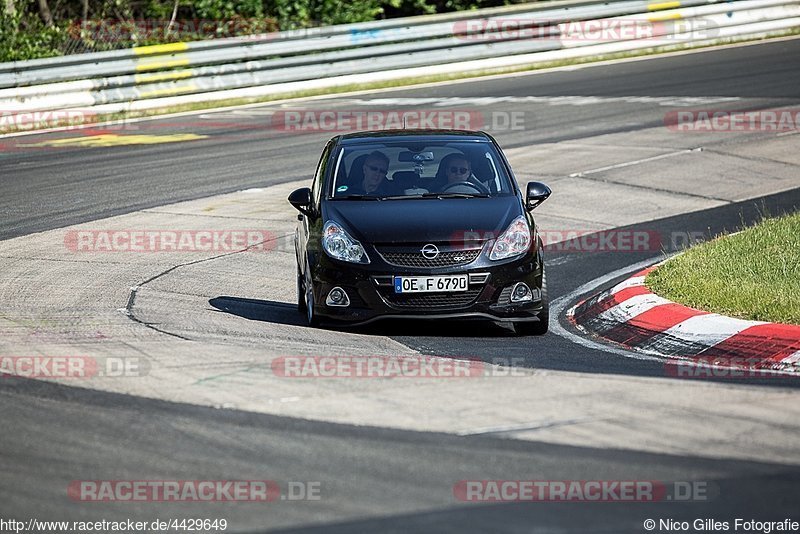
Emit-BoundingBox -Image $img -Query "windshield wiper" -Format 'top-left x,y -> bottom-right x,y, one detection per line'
421,192 -> 490,199
378,194 -> 431,200
333,194 -> 381,200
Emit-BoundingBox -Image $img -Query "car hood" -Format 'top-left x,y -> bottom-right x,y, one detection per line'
324,197 -> 522,244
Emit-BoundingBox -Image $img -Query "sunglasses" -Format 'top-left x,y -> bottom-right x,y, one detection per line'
366,164 -> 388,175
449,166 -> 470,175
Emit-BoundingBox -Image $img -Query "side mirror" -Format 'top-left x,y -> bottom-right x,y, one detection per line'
525,181 -> 551,211
288,187 -> 314,217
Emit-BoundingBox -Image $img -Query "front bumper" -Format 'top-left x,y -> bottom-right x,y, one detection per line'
309,246 -> 544,326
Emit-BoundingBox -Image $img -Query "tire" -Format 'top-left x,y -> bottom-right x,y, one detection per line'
296,260 -> 307,314
304,259 -> 320,327
514,266 -> 548,336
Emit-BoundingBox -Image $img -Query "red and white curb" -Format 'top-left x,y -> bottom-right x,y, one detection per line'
568,265 -> 800,374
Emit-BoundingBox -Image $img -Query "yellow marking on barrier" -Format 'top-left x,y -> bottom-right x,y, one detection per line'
22,134 -> 207,148
138,84 -> 197,98
135,58 -> 190,72
649,12 -> 684,21
134,70 -> 194,84
648,1 -> 681,10
133,42 -> 189,56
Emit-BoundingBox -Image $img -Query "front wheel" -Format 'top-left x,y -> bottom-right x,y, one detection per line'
297,261 -> 307,313
304,259 -> 320,327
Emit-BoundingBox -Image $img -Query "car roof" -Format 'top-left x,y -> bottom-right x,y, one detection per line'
335,129 -> 492,145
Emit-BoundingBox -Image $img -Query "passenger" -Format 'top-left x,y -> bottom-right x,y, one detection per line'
352,151 -> 391,195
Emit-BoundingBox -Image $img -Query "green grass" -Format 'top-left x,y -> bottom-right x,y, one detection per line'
646,212 -> 800,325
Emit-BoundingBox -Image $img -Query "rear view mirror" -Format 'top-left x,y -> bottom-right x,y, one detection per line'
399,151 -> 434,162
525,181 -> 551,211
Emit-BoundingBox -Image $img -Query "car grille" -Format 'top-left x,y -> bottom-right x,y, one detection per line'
381,289 -> 482,309
378,249 -> 481,268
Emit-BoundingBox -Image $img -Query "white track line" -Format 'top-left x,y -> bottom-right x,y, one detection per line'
569,148 -> 702,178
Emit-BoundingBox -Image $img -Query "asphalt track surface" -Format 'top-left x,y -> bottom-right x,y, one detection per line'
1,38 -> 799,239
1,39 -> 800,532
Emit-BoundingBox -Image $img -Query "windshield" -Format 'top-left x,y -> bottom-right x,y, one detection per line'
328,141 -> 516,199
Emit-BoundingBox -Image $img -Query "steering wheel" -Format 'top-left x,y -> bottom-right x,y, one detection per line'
442,180 -> 490,195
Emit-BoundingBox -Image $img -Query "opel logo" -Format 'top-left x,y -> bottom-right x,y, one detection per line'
420,244 -> 439,259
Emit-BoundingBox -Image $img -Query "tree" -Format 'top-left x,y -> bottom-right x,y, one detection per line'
37,0 -> 54,26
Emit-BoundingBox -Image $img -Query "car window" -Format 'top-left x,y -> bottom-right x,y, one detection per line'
328,141 -> 515,199
312,140 -> 335,205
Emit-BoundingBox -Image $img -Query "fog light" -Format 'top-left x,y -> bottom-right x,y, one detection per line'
326,287 -> 350,307
510,282 -> 532,303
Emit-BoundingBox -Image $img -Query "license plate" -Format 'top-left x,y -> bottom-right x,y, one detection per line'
394,275 -> 469,293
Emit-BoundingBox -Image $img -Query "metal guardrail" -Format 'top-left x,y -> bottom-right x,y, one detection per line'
0,0 -> 798,118
0,0 -> 703,75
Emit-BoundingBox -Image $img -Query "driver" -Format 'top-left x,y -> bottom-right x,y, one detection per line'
431,153 -> 479,193
445,156 -> 472,184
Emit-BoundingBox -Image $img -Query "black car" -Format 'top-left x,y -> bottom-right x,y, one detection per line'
288,130 -> 551,335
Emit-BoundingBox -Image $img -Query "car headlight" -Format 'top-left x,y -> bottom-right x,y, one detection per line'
489,215 -> 531,261
322,221 -> 370,264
